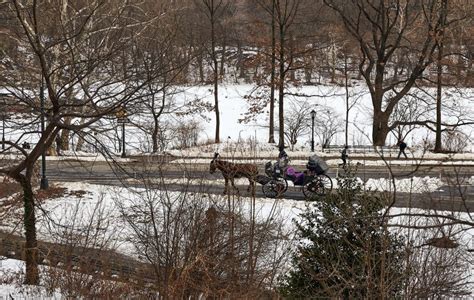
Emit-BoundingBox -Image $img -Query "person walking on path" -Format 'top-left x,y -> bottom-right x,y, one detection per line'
397,140 -> 408,159
341,145 -> 348,167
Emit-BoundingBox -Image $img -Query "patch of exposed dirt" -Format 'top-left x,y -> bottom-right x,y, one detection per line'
69,190 -> 88,198
35,186 -> 68,201
0,196 -> 23,227
1,181 -> 90,204
35,186 -> 90,202
0,182 -> 21,198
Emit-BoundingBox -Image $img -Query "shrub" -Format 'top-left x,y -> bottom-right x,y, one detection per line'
279,175 -> 406,298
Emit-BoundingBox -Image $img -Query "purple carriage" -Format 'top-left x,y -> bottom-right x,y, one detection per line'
256,155 -> 333,199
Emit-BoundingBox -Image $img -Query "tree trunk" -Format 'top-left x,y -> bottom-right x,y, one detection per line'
465,52 -> 473,86
210,11 -> 220,143
18,174 -> 39,285
198,50 -> 204,83
117,127 -> 122,153
151,82 -> 166,153
253,53 -> 259,80
180,49 -> 190,83
289,32 -> 295,82
278,22 -> 285,148
219,37 -> 226,77
75,131 -> 85,152
344,55 -> 349,146
372,112 -> 390,146
59,116 -> 72,152
268,0 -> 276,144
434,40 -> 443,152
393,60 -> 399,82
304,66 -> 312,85
237,41 -> 245,80
152,116 -> 159,153
330,43 -> 336,83
434,0 -> 447,152
74,117 -> 87,152
214,65 -> 220,143
60,129 -> 69,151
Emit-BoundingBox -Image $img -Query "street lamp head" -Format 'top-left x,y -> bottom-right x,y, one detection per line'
310,109 -> 316,120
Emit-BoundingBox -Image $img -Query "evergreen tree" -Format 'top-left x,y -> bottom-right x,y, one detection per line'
280,174 -> 406,299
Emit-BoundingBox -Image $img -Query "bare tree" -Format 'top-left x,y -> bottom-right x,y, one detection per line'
323,0 -> 453,146
130,7 -> 188,153
389,93 -> 430,144
274,0 -> 302,148
314,107 -> 343,148
338,47 -> 365,146
0,0 -> 176,284
243,0 -> 304,148
255,0 -> 278,144
434,0 -> 448,152
283,101 -> 310,150
392,86 -> 474,149
430,0 -> 474,152
195,0 -> 234,143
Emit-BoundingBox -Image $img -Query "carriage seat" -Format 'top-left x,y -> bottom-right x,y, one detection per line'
286,167 -> 305,185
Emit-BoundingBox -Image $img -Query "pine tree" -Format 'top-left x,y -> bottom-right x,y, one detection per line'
279,174 -> 406,299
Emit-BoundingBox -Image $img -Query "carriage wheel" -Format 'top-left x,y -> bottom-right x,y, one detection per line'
262,178 -> 288,198
279,177 -> 289,193
303,174 -> 333,199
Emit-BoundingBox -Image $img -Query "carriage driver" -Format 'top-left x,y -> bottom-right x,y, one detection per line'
278,144 -> 289,169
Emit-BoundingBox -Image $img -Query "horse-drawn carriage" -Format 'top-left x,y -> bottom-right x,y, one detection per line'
210,153 -> 332,199
256,155 -> 333,199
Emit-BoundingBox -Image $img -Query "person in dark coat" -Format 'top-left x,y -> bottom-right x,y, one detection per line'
397,140 -> 408,159
341,145 -> 348,167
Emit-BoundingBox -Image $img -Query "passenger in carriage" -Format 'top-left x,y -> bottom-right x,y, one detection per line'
286,166 -> 305,185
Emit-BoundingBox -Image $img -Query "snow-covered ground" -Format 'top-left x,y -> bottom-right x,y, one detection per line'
160,84 -> 474,150
2,84 -> 473,156
1,181 -> 473,296
1,83 -> 473,296
0,258 -> 63,299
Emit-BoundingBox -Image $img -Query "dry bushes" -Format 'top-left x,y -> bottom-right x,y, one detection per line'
114,164 -> 289,298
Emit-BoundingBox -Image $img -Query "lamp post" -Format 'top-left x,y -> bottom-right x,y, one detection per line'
0,95 -> 10,151
40,75 -> 48,190
1,114 -> 4,151
117,107 -> 128,158
1,98 -> 5,150
310,109 -> 316,152
121,121 -> 126,158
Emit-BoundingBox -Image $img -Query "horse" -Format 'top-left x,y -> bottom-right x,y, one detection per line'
209,153 -> 258,195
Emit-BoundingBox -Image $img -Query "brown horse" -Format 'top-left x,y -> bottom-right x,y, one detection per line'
209,153 -> 258,194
